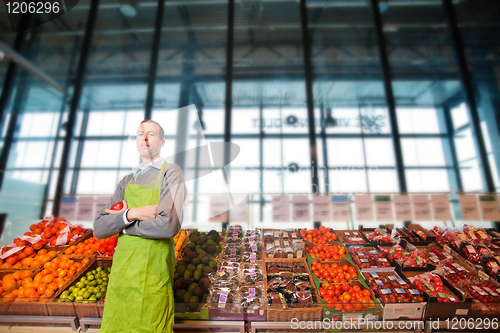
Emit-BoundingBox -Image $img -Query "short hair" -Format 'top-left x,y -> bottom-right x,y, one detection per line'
140,119 -> 165,140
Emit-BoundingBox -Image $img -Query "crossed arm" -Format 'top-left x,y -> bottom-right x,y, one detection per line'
93,165 -> 186,239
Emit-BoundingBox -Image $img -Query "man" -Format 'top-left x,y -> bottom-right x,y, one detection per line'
94,119 -> 186,333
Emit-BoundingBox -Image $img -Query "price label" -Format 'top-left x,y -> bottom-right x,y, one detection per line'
272,196 -> 290,222
459,195 -> 480,221
209,196 -> 229,222
312,195 -> 331,222
60,197 -> 77,222
412,195 -> 432,221
431,195 -> 452,221
394,195 -> 413,221
355,195 -> 374,222
292,195 -> 311,222
331,195 -> 350,222
375,195 -> 394,222
77,197 -> 94,221
479,195 -> 500,221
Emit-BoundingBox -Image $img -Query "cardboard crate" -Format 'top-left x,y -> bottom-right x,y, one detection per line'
346,244 -> 395,272
406,224 -> 437,244
378,240 -> 437,272
359,225 -> 394,247
400,271 -> 472,320
309,258 -> 360,287
336,230 -> 367,245
319,279 -> 383,321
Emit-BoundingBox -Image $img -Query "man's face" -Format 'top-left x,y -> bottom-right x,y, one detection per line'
136,122 -> 165,159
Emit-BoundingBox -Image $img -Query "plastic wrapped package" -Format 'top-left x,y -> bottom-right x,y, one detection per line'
240,263 -> 265,285
221,244 -> 241,262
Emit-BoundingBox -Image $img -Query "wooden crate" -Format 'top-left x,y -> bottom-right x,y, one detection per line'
46,259 -> 111,319
263,258 -> 322,322
0,269 -> 38,296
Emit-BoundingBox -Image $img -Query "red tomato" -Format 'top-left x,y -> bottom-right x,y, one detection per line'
111,202 -> 124,210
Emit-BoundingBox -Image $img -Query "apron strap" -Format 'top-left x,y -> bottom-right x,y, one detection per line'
127,160 -> 167,186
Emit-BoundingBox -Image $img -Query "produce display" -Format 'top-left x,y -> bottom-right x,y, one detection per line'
3,221 -> 500,325
173,229 -> 221,312
310,260 -> 358,283
0,217 -> 88,268
64,235 -> 118,256
409,272 -> 460,302
300,227 -> 337,244
348,245 -> 391,269
2,256 -> 91,302
363,272 -> 424,303
58,266 -> 110,303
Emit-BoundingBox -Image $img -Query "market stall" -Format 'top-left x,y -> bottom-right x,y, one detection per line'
2,216 -> 500,332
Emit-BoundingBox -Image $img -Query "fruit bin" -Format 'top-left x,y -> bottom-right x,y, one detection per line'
0,269 -> 39,296
358,225 -> 394,246
319,279 -> 382,322
43,229 -> 93,253
405,224 -> 437,245
0,256 -> 94,317
263,258 -> 323,322
400,271 -> 472,320
309,258 -> 360,286
46,258 -> 110,319
378,240 -> 437,272
335,230 -> 366,245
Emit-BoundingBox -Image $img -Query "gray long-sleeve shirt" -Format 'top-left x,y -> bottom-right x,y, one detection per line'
93,160 -> 186,239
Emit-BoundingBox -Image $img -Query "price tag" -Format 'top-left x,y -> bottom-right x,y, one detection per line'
77,197 -> 94,221
394,195 -> 413,221
60,197 -> 77,222
272,196 -> 290,222
443,245 -> 452,254
292,195 -> 311,222
331,195 -> 350,222
376,280 -> 384,286
355,195 -> 374,222
375,195 -> 394,222
209,196 -> 229,222
412,195 -> 432,221
312,195 -> 331,222
431,195 -> 452,221
479,195 -> 500,221
478,271 -> 489,280
459,195 -> 481,221
229,198 -> 248,223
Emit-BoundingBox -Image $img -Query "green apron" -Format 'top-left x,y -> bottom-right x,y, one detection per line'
101,162 -> 176,333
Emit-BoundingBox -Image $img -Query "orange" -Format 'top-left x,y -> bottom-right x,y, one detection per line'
41,275 -> 54,284
21,270 -> 32,279
21,278 -> 33,287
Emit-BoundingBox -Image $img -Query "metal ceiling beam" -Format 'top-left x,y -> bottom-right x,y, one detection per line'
370,0 -> 407,193
53,0 -> 100,216
0,41 -> 66,94
300,0 -> 319,194
144,0 -> 165,119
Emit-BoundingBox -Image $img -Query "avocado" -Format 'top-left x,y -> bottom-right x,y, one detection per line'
196,264 -> 205,271
193,269 -> 203,282
183,292 -> 193,303
188,283 -> 199,294
196,249 -> 206,256
176,265 -> 186,276
173,272 -> 180,281
201,256 -> 210,265
191,236 -> 200,244
187,264 -> 196,271
183,270 -> 193,279
196,238 -> 207,246
193,287 -> 204,299
175,289 -> 186,299
216,245 -> 222,253
183,278 -> 194,289
173,278 -> 184,291
209,260 -> 217,269
186,243 -> 196,251
188,296 -> 200,311
201,243 -> 209,251
207,239 -> 216,246
203,266 -> 215,274
198,277 -> 209,287
191,258 -> 200,266
202,279 -> 211,291
177,260 -> 187,267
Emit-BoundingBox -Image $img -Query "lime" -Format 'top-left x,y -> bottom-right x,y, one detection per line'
75,296 -> 84,303
83,291 -> 91,299
68,286 -> 75,293
80,276 -> 87,282
76,282 -> 85,289
78,290 -> 85,296
87,275 -> 95,281
96,291 -> 104,299
96,279 -> 103,285
68,295 -> 75,302
61,291 -> 70,298
96,267 -> 102,272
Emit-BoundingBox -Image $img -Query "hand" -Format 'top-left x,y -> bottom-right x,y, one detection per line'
126,205 -> 158,221
105,200 -> 128,215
